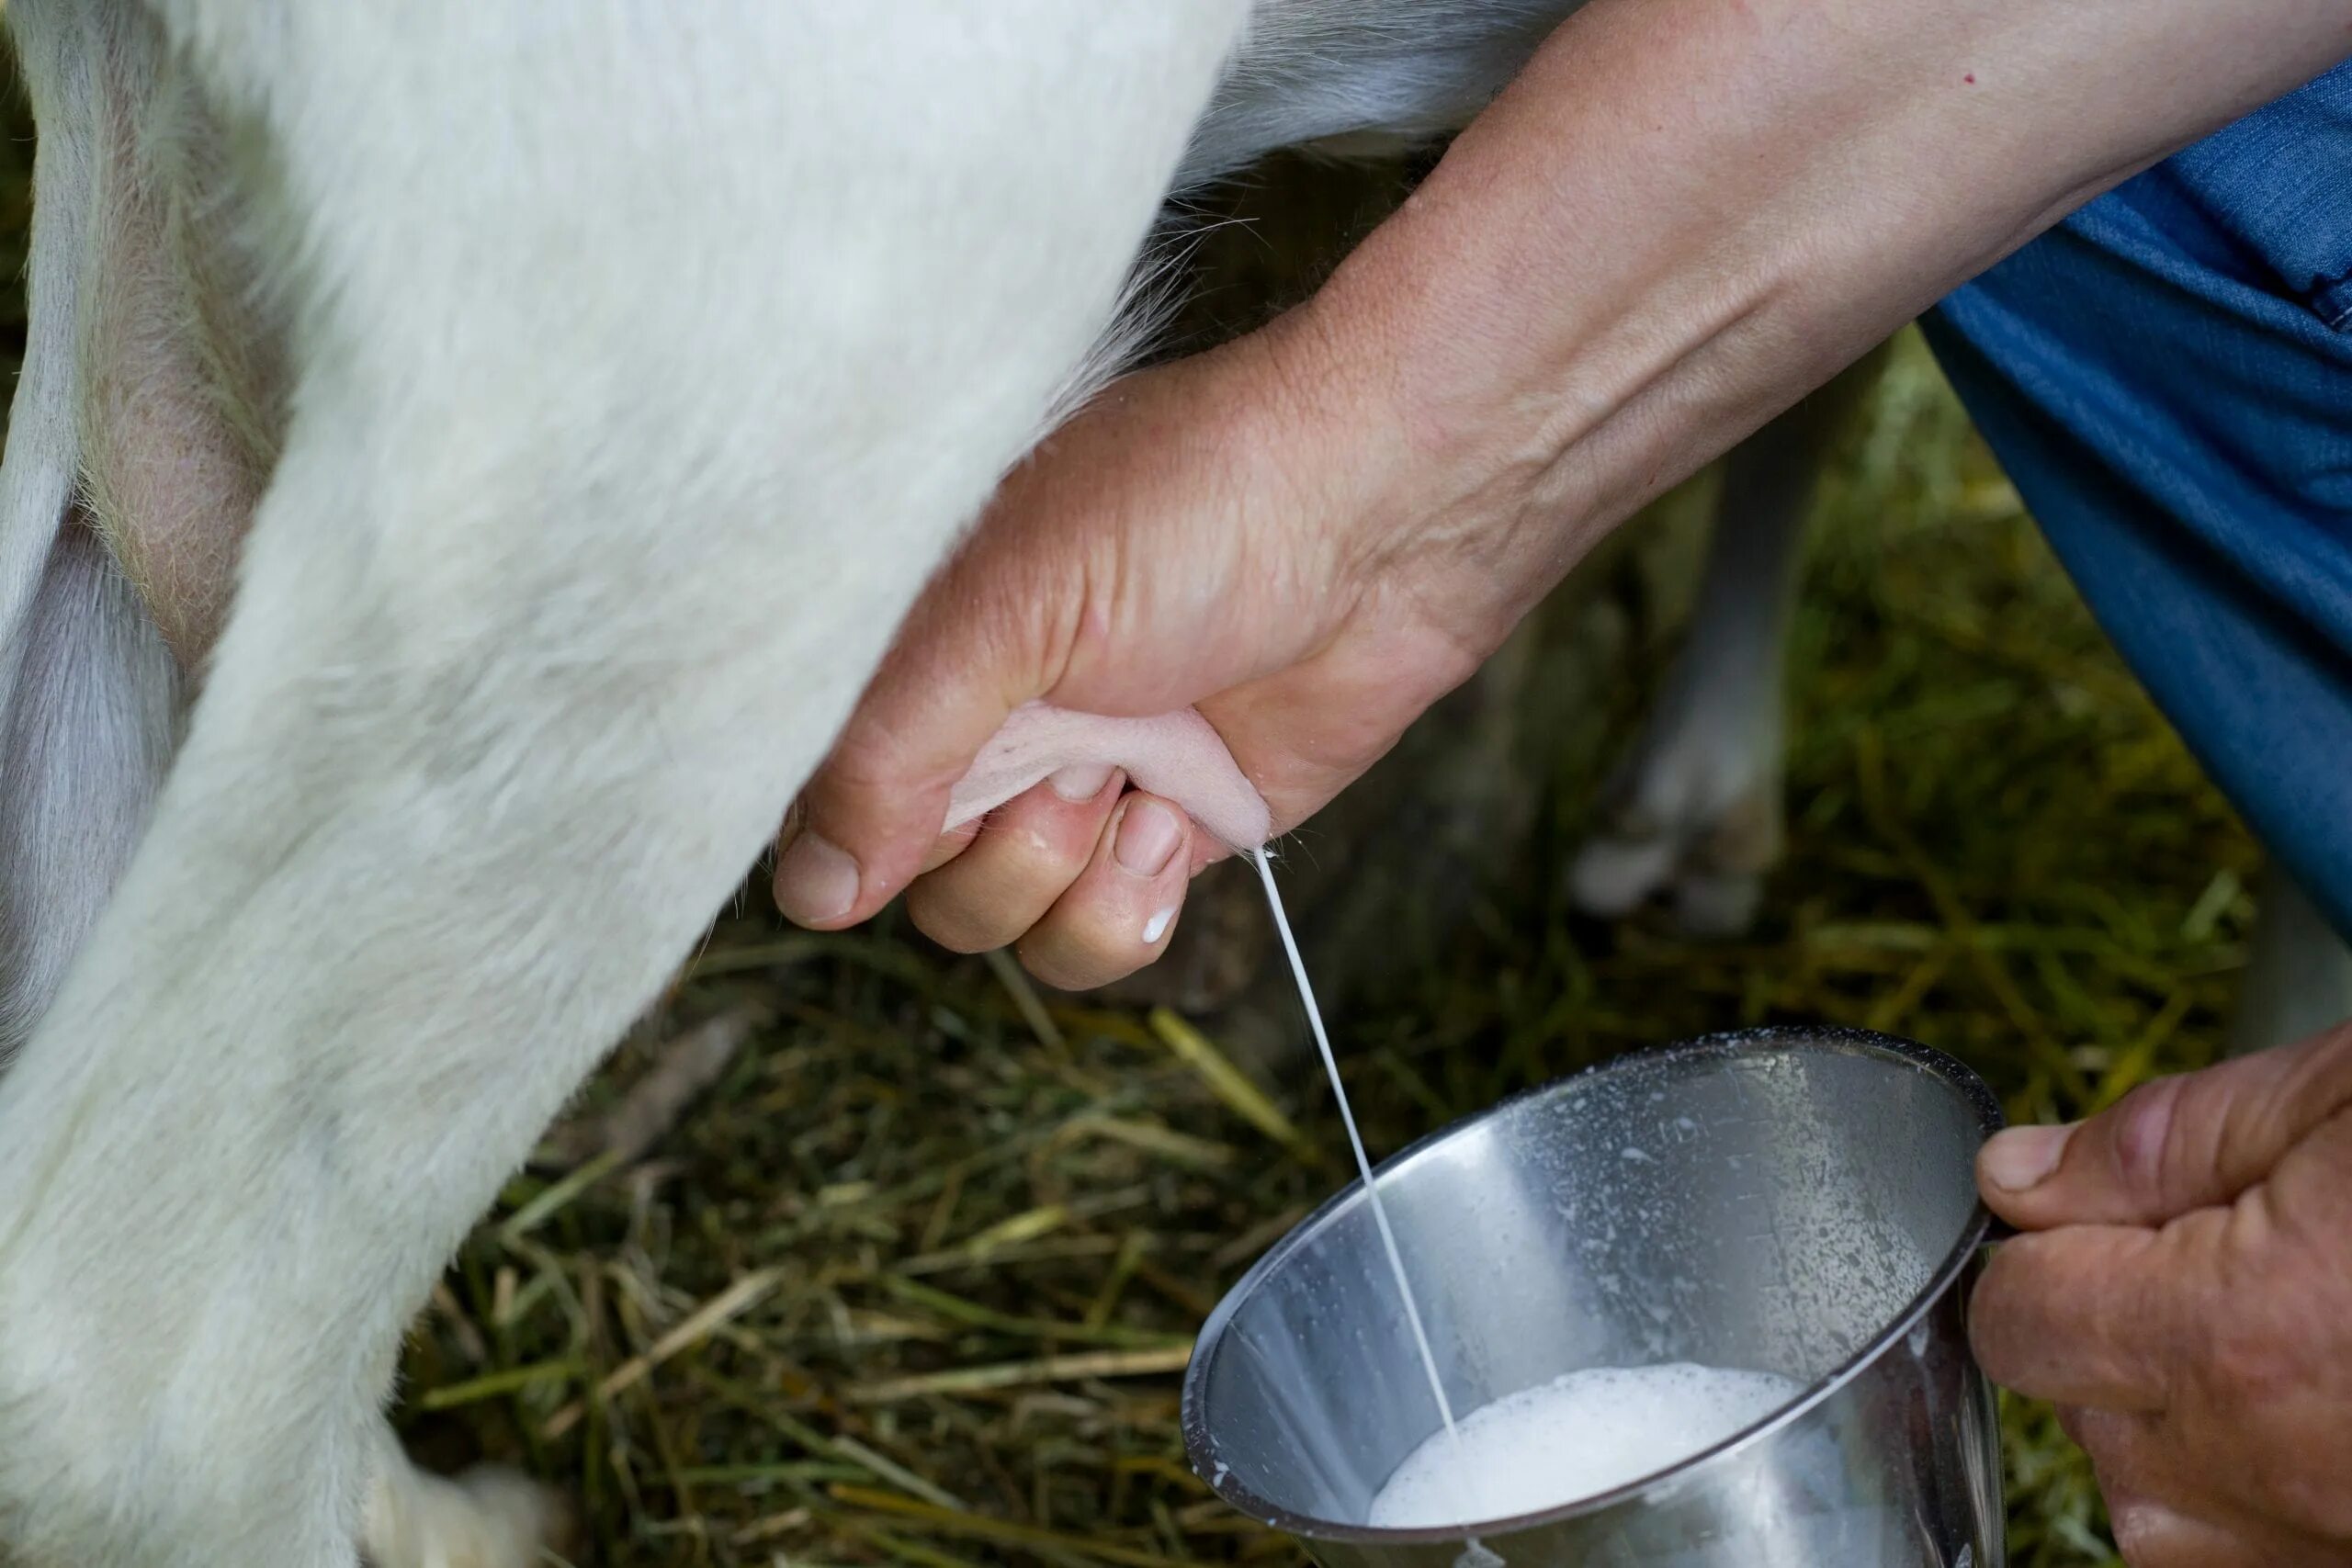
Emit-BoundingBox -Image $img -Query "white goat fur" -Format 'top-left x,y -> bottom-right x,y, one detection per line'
0,2 -> 1587,1562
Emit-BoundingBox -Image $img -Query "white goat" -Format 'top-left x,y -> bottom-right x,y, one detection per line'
0,3 -> 2343,1565
0,4 -> 1570,1562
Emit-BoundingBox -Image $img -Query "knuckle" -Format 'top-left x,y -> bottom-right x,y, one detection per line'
2109,1077 -> 2188,1202
998,800 -> 1105,877
905,886 -> 1012,955
2189,1223 -> 2308,1402
2202,1310 -> 2292,1409
1969,1241 -> 2056,1374
2105,1499 -> 2172,1563
1019,929 -> 1136,994
1017,948 -> 1085,993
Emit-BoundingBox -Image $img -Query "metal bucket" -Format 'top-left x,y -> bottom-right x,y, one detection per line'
1182,1026 -> 2007,1567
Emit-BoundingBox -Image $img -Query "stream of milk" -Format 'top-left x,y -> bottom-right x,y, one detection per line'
1249,849 -> 1804,1532
1251,848 -> 1460,1441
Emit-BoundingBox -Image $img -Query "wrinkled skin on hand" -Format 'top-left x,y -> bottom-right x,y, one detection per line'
1973,1021 -> 2352,1566
774,0 -> 2352,997
775,318 -> 1553,988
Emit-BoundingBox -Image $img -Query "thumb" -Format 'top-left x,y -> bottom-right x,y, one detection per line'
786,690 -> 1276,928
776,648 -> 1023,930
779,419 -> 1150,928
1979,1021 -> 2352,1230
778,589 -> 1276,929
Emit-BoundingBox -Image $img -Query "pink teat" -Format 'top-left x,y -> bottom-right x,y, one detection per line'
944,702 -> 1271,852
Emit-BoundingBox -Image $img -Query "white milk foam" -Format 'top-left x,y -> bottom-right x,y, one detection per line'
1366,1363 -> 1804,1528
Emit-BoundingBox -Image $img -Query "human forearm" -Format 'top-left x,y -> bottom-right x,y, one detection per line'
783,0 -> 2351,979
1282,0 -> 2352,637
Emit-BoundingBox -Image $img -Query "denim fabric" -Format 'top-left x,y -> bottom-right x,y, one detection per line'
1926,56 -> 2352,941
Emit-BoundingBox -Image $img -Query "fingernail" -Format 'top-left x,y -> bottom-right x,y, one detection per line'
775,827 -> 860,924
1049,763 -> 1115,802
1114,798 -> 1182,876
1143,906 -> 1176,945
1982,1123 -> 2074,1193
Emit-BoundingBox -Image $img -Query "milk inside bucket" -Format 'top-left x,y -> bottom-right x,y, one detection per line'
1181,1026 -> 2008,1568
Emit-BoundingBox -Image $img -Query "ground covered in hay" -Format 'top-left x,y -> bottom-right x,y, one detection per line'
391,333 -> 2251,1568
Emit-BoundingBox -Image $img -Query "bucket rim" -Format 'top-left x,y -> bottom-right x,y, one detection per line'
1177,1023 -> 2006,1543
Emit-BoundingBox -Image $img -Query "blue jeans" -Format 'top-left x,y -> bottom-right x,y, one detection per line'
1925,58 -> 2352,942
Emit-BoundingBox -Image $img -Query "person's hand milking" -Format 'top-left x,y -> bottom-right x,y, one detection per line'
777,321 -> 1537,987
775,0 -> 2349,991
